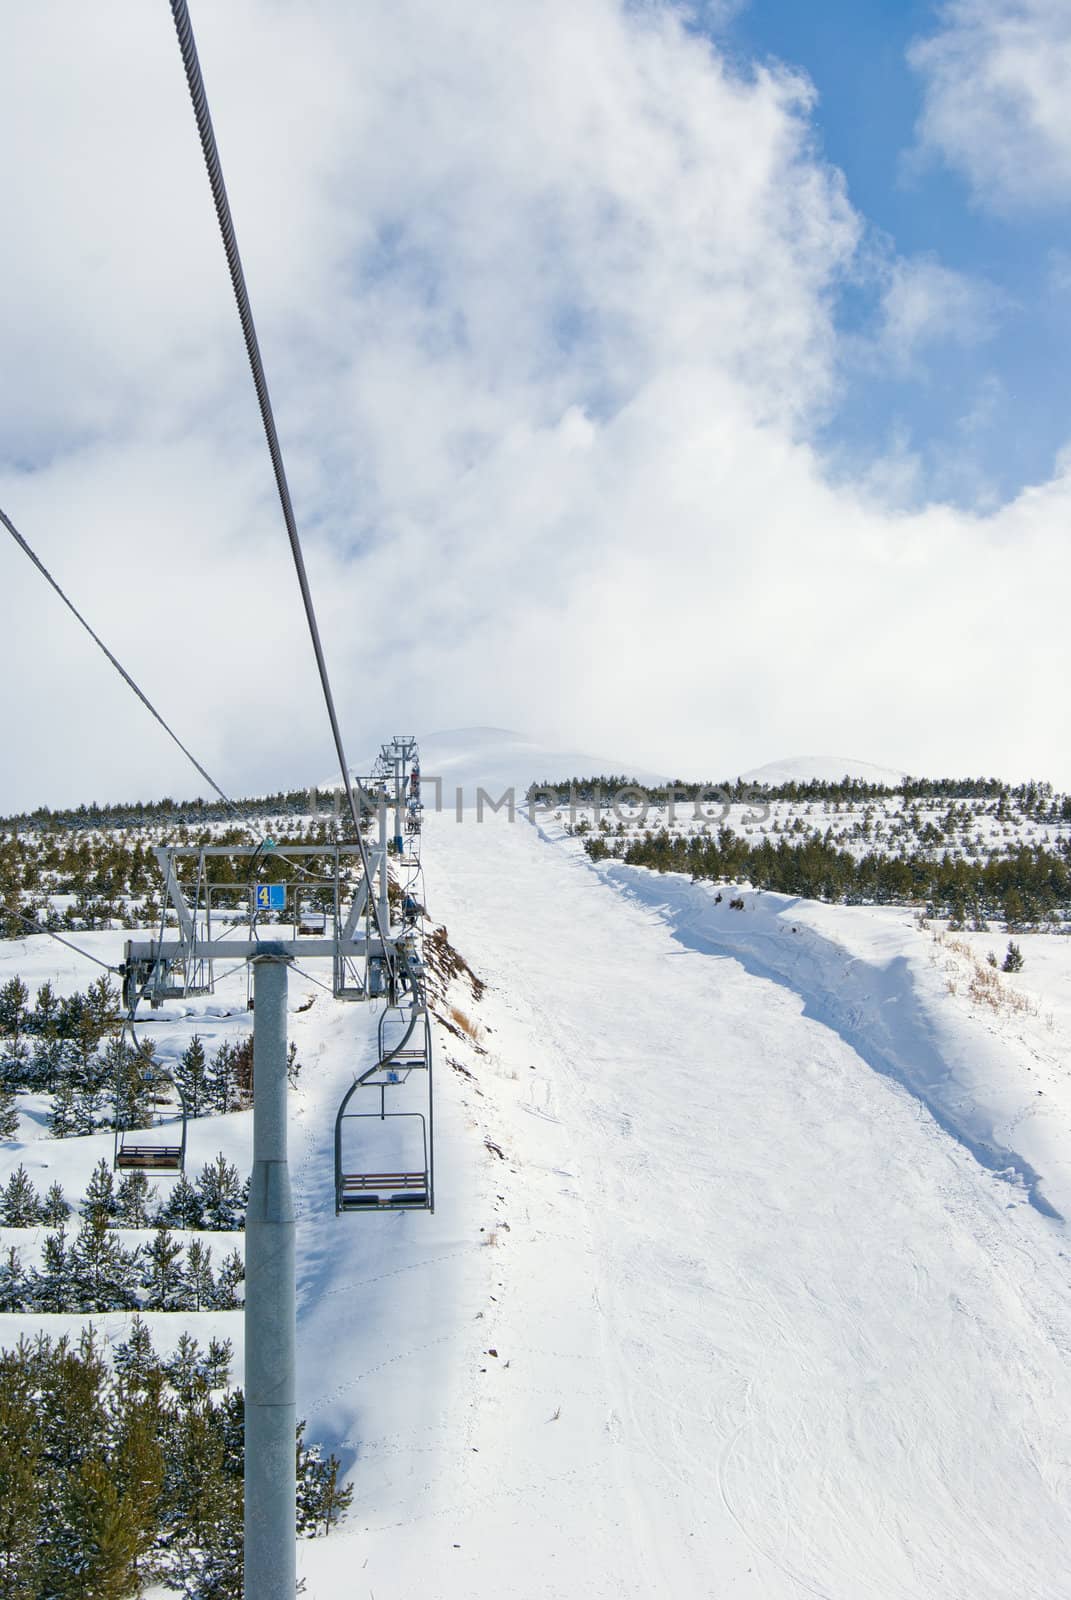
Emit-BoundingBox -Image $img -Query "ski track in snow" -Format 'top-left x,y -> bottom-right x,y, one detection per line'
297,808 -> 1071,1600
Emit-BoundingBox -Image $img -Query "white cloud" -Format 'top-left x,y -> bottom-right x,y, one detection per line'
0,0 -> 1069,810
909,0 -> 1071,210
877,255 -> 1001,370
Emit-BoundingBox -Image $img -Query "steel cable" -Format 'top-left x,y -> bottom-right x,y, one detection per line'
167,0 -> 395,986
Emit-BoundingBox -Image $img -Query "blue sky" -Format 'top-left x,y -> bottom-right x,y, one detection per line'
714,0 -> 1071,506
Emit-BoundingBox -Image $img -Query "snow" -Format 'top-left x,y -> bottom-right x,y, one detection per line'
4,779 -> 1071,1598
295,807 -> 1071,1598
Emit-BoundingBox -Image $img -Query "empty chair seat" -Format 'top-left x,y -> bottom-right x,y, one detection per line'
116,1144 -> 184,1171
338,1173 -> 429,1208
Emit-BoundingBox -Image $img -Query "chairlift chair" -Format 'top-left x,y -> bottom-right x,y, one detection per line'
335,1001 -> 433,1212
114,1062 -> 187,1174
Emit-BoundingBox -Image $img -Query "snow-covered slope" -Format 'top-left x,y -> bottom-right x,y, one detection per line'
295,807 -> 1071,1599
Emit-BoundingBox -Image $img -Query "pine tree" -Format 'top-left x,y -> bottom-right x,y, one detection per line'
41,1454 -> 149,1600
1003,939 -> 1025,972
110,1399 -> 165,1592
143,1226 -> 188,1312
0,1246 -> 28,1313
32,1226 -> 72,1312
197,1152 -> 246,1231
85,973 -> 122,1044
0,1083 -> 19,1141
0,1164 -> 41,1227
31,1031 -> 65,1094
29,979 -> 63,1094
48,1071 -> 78,1138
0,1036 -> 31,1095
163,1396 -> 243,1600
73,1075 -> 107,1135
108,1036 -> 154,1134
165,1332 -> 206,1406
175,1033 -> 208,1118
212,1248 -> 245,1310
203,1336 -> 233,1390
69,1215 -> 142,1313
32,978 -> 60,1038
157,1173 -> 204,1231
82,1157 -> 118,1227
296,1419 -> 354,1536
0,976 -> 28,1044
0,1380 -> 42,1598
113,1316 -> 160,1397
115,1169 -> 154,1228
206,1040 -> 238,1115
41,1181 -> 70,1226
186,1238 -> 216,1310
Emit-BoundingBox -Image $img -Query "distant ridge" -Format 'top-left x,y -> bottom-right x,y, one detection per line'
319,727 -> 668,797
740,755 -> 908,787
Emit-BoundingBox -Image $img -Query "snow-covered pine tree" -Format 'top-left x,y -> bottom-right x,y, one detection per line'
174,1033 -> 208,1118
296,1419 -> 354,1536
1003,939 -> 1025,972
72,1076 -> 107,1136
185,1238 -> 216,1310
0,1080 -> 19,1140
165,1331 -> 205,1405
114,1169 -> 153,1228
68,1215 -> 141,1313
41,1180 -> 70,1226
157,1173 -> 205,1231
0,976 -> 28,1044
112,1314 -> 159,1396
143,1226 -> 188,1312
107,1036 -> 154,1133
212,1248 -> 245,1310
206,1038 -> 240,1114
84,974 -> 121,1045
0,1035 -> 31,1094
30,980 -> 64,1092
197,1152 -> 246,1231
0,1164 -> 42,1226
0,1245 -> 28,1312
81,1158 -> 118,1227
161,1392 -> 243,1600
31,1225 -> 72,1312
203,1336 -> 233,1390
48,1071 -> 78,1138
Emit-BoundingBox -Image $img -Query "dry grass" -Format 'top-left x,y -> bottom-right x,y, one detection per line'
449,1004 -> 484,1044
934,929 -> 1036,1016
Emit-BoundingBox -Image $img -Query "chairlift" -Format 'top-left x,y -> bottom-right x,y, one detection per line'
114,1064 -> 187,1174
335,1002 -> 433,1212
377,999 -> 429,1068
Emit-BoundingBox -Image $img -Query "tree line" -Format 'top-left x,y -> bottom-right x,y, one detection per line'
585,826 -> 1071,924
533,772 -> 1070,816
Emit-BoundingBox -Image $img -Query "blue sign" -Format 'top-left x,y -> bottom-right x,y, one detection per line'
254,884 -> 287,912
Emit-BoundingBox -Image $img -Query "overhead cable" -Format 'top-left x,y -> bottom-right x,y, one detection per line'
1,504 -> 238,814
167,0 -> 395,981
